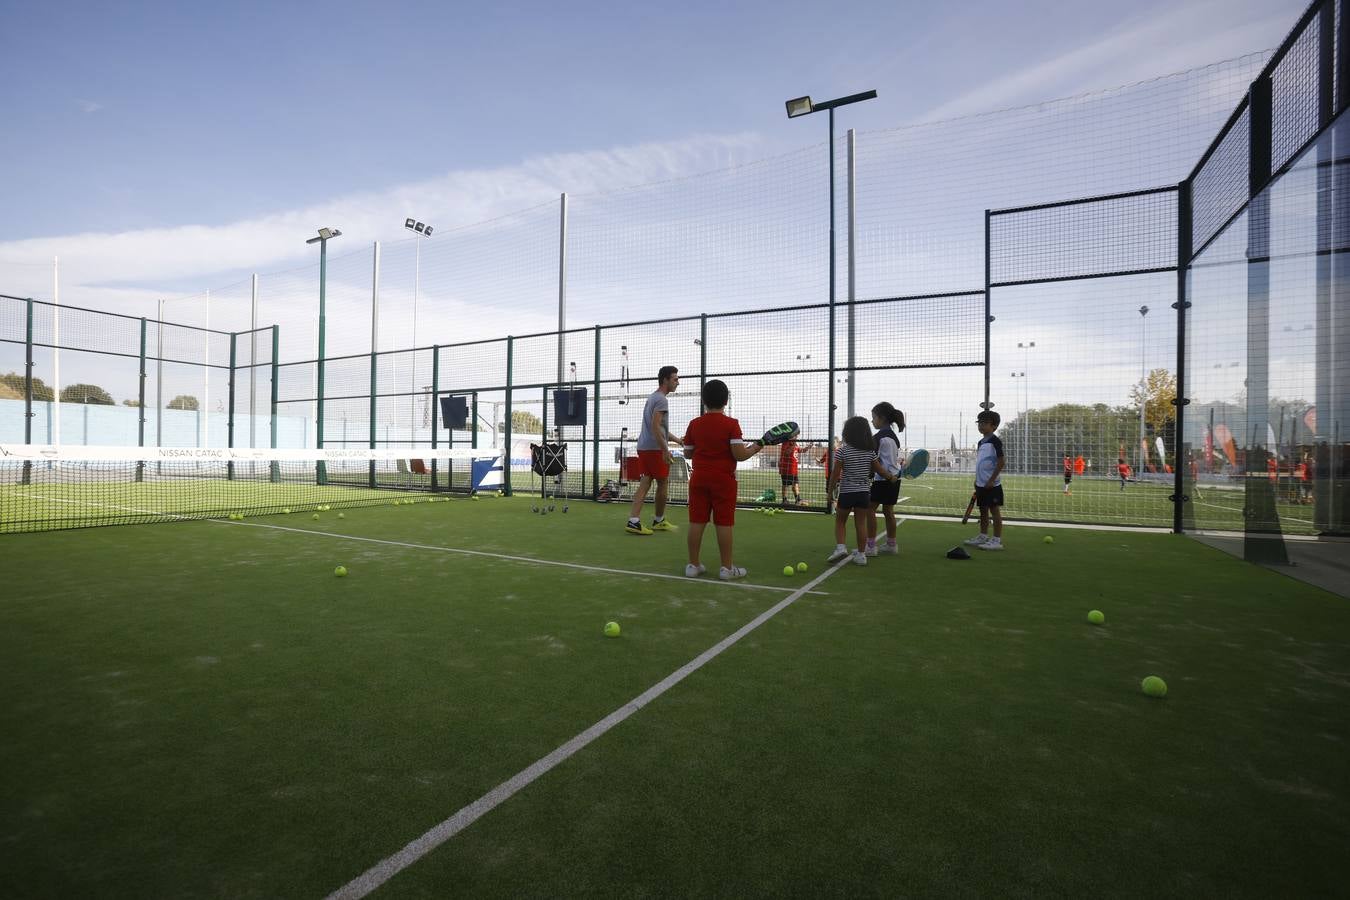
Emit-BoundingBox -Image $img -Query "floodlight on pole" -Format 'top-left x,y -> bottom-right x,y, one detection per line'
404,218 -> 435,443
308,227 -> 342,483
785,87 -> 876,503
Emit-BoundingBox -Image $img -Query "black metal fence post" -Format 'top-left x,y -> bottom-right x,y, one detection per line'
504,336 -> 514,496
227,332 -> 237,481
22,299 -> 33,484
1173,180 -> 1193,533
592,325 -> 601,499
983,209 -> 993,412
431,344 -> 441,493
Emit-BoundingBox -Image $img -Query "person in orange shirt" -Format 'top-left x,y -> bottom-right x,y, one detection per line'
778,438 -> 803,507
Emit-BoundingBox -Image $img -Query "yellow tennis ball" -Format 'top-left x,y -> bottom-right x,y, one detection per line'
312,513 -> 320,520
603,621 -> 621,638
797,562 -> 808,572
334,565 -> 348,578
782,565 -> 795,576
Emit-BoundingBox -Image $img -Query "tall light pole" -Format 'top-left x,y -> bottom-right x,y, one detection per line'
1011,371 -> 1027,473
404,219 -> 434,444
307,227 -> 342,481
1138,305 -> 1150,474
786,89 -> 877,487
1017,340 -> 1035,472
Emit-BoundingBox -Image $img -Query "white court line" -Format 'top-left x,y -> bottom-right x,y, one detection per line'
22,491 -> 195,521
1193,498 -> 1314,527
323,552 -> 856,900
223,520 -> 829,597
892,511 -> 1173,534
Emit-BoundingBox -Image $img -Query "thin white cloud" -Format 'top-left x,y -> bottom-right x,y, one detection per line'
76,99 -> 103,113
0,131 -> 771,309
918,2 -> 1289,123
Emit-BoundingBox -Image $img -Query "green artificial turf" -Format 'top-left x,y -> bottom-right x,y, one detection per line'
1,497 -> 1346,897
2,457 -> 1315,535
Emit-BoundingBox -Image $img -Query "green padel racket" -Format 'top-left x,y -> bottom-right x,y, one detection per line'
755,421 -> 799,447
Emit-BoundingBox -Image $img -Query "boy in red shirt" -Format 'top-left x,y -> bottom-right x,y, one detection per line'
778,438 -> 803,506
681,379 -> 766,580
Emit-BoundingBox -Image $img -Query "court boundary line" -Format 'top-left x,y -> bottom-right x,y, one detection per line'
322,552 -> 855,900
222,520 -> 830,596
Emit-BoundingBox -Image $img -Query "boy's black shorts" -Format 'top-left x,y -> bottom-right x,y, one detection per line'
1064,473 -> 1073,484
975,484 -> 1004,509
870,479 -> 900,506
780,474 -> 799,487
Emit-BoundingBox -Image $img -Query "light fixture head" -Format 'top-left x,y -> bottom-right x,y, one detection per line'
785,95 -> 814,118
404,218 -> 416,230
423,225 -> 433,237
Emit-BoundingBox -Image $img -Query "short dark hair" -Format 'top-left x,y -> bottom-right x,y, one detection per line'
842,416 -> 875,452
977,409 -> 1001,429
872,401 -> 905,433
701,379 -> 728,409
658,365 -> 679,384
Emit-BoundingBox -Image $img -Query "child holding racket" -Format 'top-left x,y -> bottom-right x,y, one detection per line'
828,416 -> 897,566
680,379 -> 766,580
865,402 -> 905,556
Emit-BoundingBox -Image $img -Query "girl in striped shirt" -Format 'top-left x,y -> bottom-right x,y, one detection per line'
827,416 -> 897,566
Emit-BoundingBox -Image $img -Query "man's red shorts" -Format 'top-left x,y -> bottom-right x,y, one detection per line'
688,474 -> 737,525
636,449 -> 670,480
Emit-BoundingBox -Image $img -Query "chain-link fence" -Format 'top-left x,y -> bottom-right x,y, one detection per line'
2,0 -> 1345,543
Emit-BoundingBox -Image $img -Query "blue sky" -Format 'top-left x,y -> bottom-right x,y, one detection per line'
1,0 -> 1300,243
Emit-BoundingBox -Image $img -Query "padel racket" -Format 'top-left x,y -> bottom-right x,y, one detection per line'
902,448 -> 930,479
961,492 -> 977,524
755,421 -> 799,447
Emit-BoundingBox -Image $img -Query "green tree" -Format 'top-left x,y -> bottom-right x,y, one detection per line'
0,371 -> 55,401
60,383 -> 114,405
510,409 -> 542,435
1128,368 -> 1177,435
1002,402 -> 1140,473
167,395 -> 199,411
122,399 -> 142,407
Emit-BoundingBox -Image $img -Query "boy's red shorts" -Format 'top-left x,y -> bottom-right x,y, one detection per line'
636,449 -> 669,480
688,475 -> 737,525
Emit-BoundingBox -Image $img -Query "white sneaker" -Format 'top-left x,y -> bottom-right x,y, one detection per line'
851,551 -> 869,566
719,565 -> 747,580
978,538 -> 1004,551
964,533 -> 989,546
879,542 -> 898,555
864,543 -> 879,558
827,546 -> 851,563
685,563 -> 706,578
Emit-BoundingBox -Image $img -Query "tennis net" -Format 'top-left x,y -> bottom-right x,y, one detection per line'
0,445 -> 503,533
